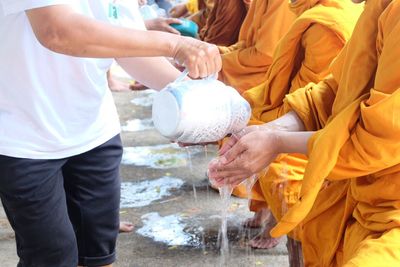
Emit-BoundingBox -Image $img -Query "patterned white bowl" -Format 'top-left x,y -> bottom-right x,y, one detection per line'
152,77 -> 251,143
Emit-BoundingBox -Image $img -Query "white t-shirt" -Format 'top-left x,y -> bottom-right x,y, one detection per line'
0,0 -> 146,159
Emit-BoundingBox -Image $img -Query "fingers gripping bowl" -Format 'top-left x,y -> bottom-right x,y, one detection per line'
152,75 -> 251,143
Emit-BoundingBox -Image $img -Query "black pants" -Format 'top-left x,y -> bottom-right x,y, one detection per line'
0,135 -> 122,267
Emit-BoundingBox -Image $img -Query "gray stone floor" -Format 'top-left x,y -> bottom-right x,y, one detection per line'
0,89 -> 289,267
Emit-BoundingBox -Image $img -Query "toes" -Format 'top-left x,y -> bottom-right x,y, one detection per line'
248,237 -> 280,249
119,221 -> 134,233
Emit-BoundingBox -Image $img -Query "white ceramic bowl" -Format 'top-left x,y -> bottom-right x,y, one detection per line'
152,78 -> 251,143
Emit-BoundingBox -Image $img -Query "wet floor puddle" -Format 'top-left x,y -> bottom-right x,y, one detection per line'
136,212 -> 251,250
121,144 -> 203,169
120,176 -> 184,208
137,212 -> 202,247
121,118 -> 154,132
130,90 -> 156,107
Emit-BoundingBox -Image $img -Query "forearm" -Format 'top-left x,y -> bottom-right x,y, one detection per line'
260,111 -> 306,132
26,5 -> 178,58
144,20 -> 152,30
117,57 -> 181,90
218,41 -> 244,54
276,131 -> 315,155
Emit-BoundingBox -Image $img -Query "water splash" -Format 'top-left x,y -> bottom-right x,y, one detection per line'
244,174 -> 258,260
184,146 -> 198,202
120,176 -> 184,208
204,145 -> 209,160
122,144 -> 203,169
121,118 -> 154,132
199,226 -> 206,254
245,174 -> 258,203
137,212 -> 201,247
218,185 -> 233,266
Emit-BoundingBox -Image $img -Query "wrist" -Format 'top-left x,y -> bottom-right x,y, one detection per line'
260,122 -> 288,132
144,19 -> 154,31
164,34 -> 181,59
274,130 -> 314,155
261,111 -> 305,132
272,130 -> 286,154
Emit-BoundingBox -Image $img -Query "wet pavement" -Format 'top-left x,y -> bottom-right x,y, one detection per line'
0,89 -> 289,267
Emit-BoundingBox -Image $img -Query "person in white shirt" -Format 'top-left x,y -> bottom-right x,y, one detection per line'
0,1 -> 220,266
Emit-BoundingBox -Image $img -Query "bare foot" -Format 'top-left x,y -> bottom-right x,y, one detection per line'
119,221 -> 134,233
242,208 -> 270,228
108,76 -> 132,92
248,214 -> 281,249
249,233 -> 280,249
130,81 -> 148,91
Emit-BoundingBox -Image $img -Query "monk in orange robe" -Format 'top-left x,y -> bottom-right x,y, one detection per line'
210,0 -> 400,265
218,0 -> 295,94
198,0 -> 249,46
224,0 -> 363,248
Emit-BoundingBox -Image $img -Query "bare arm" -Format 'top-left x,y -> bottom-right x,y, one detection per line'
276,131 -> 314,155
260,111 -> 306,132
210,111 -> 312,186
209,129 -> 315,186
116,57 -> 181,90
26,5 -> 221,78
219,111 -> 306,156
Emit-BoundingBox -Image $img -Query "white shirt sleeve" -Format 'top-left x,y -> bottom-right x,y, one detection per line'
0,0 -> 70,16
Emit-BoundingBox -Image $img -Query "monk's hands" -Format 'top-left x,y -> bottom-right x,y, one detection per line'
208,128 -> 281,187
218,125 -> 261,156
172,37 -> 221,78
145,18 -> 182,35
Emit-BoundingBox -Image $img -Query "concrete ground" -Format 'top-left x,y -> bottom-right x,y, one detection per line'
0,88 -> 289,267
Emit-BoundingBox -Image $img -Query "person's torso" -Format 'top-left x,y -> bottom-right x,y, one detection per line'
0,0 -> 144,159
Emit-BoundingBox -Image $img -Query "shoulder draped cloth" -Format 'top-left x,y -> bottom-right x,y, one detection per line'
230,0 -> 362,215
187,0 -> 214,31
273,1 -> 400,264
219,0 -> 295,93
199,0 -> 248,46
243,0 -> 362,123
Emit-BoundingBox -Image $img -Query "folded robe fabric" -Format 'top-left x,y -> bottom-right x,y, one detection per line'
231,0 -> 362,214
275,0 -> 400,265
218,0 -> 295,94
243,0 -> 362,123
186,0 -> 199,14
199,0 -> 248,46
187,0 -> 214,31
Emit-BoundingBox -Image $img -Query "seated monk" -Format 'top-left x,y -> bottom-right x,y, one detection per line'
218,0 -> 296,94
210,0 -> 400,265
226,0 -> 363,249
198,0 -> 249,46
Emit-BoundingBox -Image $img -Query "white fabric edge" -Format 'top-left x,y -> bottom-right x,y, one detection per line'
1,0 -> 71,16
0,128 -> 121,160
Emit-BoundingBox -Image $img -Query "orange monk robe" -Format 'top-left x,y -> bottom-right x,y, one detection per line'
186,0 -> 200,14
269,0 -> 400,265
186,0 -> 214,32
199,0 -> 248,46
232,0 -> 362,216
218,0 -> 296,94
